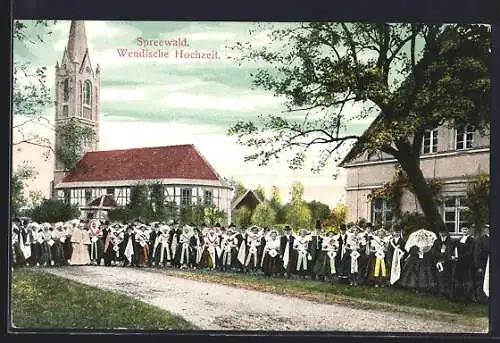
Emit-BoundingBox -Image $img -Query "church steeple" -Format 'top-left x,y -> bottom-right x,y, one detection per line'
66,21 -> 88,64
52,20 -> 100,196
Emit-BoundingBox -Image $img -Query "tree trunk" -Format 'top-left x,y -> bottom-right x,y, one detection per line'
398,156 -> 446,234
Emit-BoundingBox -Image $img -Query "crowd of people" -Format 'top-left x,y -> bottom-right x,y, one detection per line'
11,217 -> 489,304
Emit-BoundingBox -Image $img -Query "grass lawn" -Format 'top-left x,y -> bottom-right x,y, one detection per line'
10,268 -> 198,330
163,268 -> 488,329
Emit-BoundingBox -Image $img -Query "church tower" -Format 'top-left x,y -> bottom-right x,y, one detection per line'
52,21 -> 100,195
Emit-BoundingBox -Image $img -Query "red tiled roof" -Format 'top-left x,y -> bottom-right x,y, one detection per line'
62,144 -> 222,183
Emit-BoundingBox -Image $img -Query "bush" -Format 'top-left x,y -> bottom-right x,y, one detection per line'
30,199 -> 81,223
399,211 -> 431,239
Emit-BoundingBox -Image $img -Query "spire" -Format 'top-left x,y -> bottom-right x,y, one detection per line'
66,21 -> 88,64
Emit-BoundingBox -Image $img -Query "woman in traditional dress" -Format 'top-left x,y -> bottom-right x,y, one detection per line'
135,225 -> 150,267
175,226 -> 194,269
70,223 -> 91,265
63,221 -> 75,265
89,220 -> 104,266
399,243 -> 436,293
190,227 -> 204,269
365,236 -> 389,287
347,234 -> 362,286
293,229 -> 312,279
103,226 -> 118,266
386,224 -> 406,279
312,231 -> 338,281
51,222 -> 67,266
28,223 -> 41,266
220,227 -> 239,271
121,225 -> 137,267
12,223 -> 26,268
243,226 -> 264,273
153,225 -> 171,267
261,229 -> 283,277
199,228 -> 219,270
39,223 -> 54,267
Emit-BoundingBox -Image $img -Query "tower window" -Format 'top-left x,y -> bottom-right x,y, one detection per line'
63,79 -> 70,102
84,80 -> 92,106
63,105 -> 68,117
79,81 -> 83,115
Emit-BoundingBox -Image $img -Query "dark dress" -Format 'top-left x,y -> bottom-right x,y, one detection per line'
261,238 -> 283,276
452,235 -> 476,302
430,235 -> 455,298
312,237 -> 338,278
399,246 -> 437,292
474,234 -> 490,302
280,234 -> 295,275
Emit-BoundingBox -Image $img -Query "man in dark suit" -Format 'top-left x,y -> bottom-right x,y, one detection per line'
280,225 -> 295,278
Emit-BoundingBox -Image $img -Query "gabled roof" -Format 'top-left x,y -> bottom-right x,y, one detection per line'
60,144 -> 224,184
231,189 -> 263,210
84,194 -> 117,208
339,114 -> 384,167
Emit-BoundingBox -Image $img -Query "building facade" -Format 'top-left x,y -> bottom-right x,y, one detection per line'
341,122 -> 489,236
50,21 -> 233,224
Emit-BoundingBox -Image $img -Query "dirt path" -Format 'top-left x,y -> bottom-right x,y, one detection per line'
42,266 -> 484,333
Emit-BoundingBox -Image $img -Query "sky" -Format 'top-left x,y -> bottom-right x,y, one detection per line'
12,20 -> 378,209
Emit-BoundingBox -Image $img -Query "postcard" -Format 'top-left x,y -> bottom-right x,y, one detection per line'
10,20 -> 490,334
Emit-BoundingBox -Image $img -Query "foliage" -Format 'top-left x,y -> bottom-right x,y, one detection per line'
227,23 -> 490,234
323,203 -> 347,230
54,118 -> 96,171
399,211 -> 432,238
269,185 -> 286,223
251,202 -> 277,228
150,182 -> 166,220
30,198 -> 81,223
225,177 -> 248,203
11,161 -> 38,217
204,204 -> 227,226
285,182 -> 312,229
13,20 -> 57,155
11,269 -> 198,329
307,200 -> 331,227
254,185 -> 266,202
235,205 -> 253,228
368,165 -> 442,218
463,173 -> 490,233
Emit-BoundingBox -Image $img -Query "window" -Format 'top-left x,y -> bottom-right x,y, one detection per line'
456,125 -> 474,150
106,187 -> 115,195
63,105 -> 68,117
79,81 -> 83,115
442,196 -> 468,234
85,190 -> 92,204
181,188 -> 192,206
64,189 -> 71,204
371,198 -> 393,227
63,79 -> 69,102
204,190 -> 213,205
422,128 -> 438,154
84,80 -> 92,106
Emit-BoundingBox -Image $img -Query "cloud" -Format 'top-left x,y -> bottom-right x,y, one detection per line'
12,21 -> 365,210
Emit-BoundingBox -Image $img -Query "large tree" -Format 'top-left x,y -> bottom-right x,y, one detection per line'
228,23 -> 490,233
252,202 -> 277,228
285,182 -> 312,230
11,161 -> 38,217
13,20 -> 57,155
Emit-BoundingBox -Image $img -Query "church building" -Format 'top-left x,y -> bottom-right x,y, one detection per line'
50,21 -> 233,223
